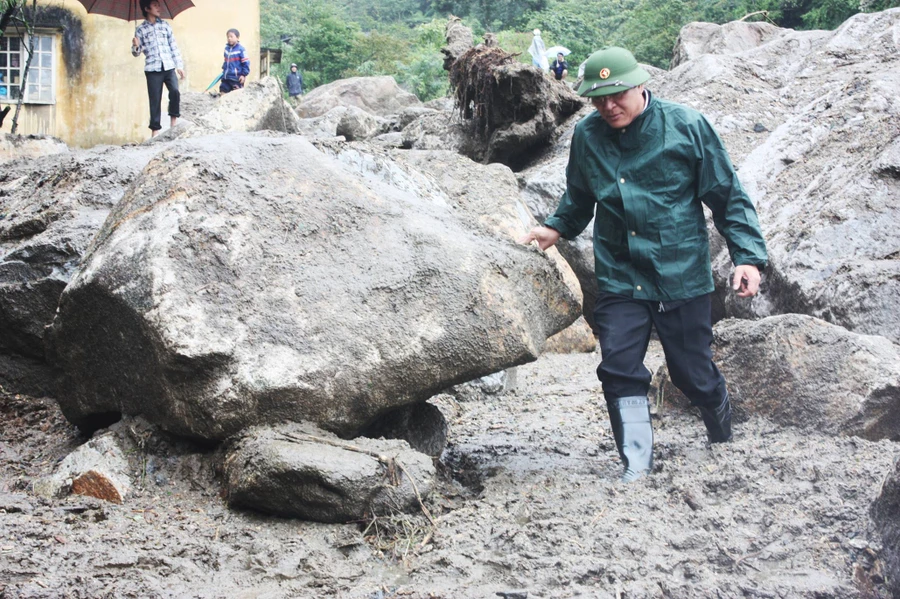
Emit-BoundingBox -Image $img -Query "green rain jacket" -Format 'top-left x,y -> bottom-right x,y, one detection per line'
544,92 -> 768,302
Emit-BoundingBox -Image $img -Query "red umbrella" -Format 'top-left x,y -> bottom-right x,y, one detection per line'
76,0 -> 195,21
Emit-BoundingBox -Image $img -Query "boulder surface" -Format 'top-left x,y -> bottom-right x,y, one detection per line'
296,76 -> 421,119
46,132 -> 581,441
655,314 -> 900,440
178,77 -> 301,137
871,456 -> 900,598
658,11 -> 900,341
224,422 -> 435,522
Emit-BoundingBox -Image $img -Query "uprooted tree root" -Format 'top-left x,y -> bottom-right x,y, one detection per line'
449,46 -> 520,140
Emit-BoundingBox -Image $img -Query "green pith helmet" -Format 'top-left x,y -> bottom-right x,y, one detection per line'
577,46 -> 650,97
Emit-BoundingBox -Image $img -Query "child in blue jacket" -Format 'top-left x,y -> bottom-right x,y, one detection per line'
220,28 -> 250,93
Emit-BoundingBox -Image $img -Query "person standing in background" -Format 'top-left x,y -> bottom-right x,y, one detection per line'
286,63 -> 304,98
529,29 -> 549,71
131,0 -> 184,137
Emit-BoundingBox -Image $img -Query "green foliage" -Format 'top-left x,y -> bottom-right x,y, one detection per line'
342,21 -> 448,100
262,0 -> 359,88
396,52 -> 448,100
345,29 -> 411,76
429,0 -> 548,30
261,0 -> 896,95
620,0 -> 696,69
396,19 -> 452,100
337,0 -> 430,29
801,0 -> 859,27
0,0 -> 24,37
861,0 -> 900,9
494,29 -> 533,64
521,0 -> 637,68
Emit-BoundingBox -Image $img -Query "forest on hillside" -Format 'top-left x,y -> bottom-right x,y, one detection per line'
262,0 -> 900,100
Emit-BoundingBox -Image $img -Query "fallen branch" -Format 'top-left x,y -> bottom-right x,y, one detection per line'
739,10 -> 768,21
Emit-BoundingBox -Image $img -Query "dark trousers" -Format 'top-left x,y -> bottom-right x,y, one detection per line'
219,78 -> 243,93
145,69 -> 180,131
592,292 -> 726,409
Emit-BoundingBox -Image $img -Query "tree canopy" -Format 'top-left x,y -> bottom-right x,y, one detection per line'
262,0 -> 900,99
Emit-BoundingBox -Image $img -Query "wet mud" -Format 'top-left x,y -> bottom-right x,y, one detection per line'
0,342 -> 894,598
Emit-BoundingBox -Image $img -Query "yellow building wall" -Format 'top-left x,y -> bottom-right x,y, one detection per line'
7,0 -> 260,147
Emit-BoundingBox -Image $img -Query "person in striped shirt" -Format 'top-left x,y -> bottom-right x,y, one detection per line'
220,28 -> 250,94
131,0 -> 184,137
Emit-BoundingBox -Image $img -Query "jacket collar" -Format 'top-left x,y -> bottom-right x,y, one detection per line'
610,90 -> 658,150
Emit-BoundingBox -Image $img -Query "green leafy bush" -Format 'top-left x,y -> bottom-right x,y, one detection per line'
262,0 -> 899,94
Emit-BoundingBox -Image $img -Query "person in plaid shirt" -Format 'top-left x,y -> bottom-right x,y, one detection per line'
131,0 -> 185,137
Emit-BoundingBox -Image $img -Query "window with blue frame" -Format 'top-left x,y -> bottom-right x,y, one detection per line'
0,34 -> 54,104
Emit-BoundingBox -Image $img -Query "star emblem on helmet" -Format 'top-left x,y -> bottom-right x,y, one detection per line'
599,68 -> 611,80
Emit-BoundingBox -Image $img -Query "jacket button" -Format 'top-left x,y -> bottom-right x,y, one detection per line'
631,231 -> 636,236
636,285 -> 642,291
620,178 -> 625,184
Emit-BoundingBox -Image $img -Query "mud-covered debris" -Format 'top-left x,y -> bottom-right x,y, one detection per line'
440,16 -> 474,71
446,30 -> 583,167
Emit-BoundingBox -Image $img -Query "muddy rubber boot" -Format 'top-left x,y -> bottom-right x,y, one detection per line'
698,392 -> 732,443
608,396 -> 653,482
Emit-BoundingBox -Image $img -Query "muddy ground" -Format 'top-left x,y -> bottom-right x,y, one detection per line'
0,342 -> 895,598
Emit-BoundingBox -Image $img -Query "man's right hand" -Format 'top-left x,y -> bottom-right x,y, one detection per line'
517,225 -> 561,250
132,36 -> 140,48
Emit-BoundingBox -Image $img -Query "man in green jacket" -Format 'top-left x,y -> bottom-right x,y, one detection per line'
520,47 -> 768,482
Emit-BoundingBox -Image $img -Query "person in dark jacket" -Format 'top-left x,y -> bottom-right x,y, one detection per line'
220,28 -> 250,93
519,46 -> 768,482
551,52 -> 569,80
286,63 -> 304,98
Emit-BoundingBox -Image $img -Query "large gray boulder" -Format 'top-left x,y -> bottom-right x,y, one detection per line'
294,106 -> 350,140
397,105 -> 439,129
46,132 -> 581,441
296,76 -> 421,119
224,422 -> 435,522
671,21 -> 787,68
178,77 -> 301,137
657,10 -> 900,341
0,144 -> 162,393
517,104 -> 599,328
871,456 -> 900,598
336,105 -> 389,141
655,314 -> 900,440
400,111 -> 470,153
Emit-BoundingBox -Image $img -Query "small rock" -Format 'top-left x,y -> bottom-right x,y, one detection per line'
71,470 -> 124,504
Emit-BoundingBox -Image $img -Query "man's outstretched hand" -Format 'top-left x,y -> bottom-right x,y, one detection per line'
733,264 -> 761,298
518,226 -> 561,250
